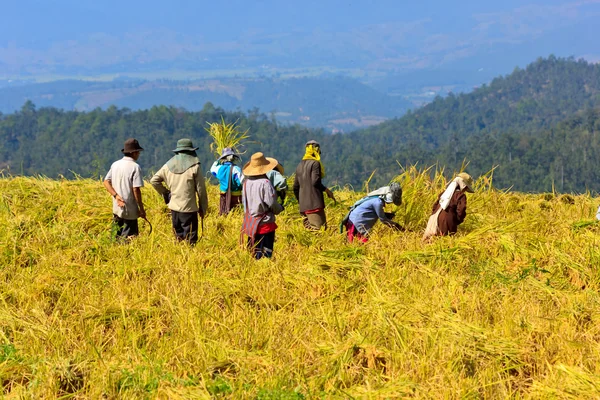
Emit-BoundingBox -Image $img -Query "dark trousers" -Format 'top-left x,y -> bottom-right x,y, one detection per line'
171,211 -> 199,245
248,231 -> 275,259
113,214 -> 139,240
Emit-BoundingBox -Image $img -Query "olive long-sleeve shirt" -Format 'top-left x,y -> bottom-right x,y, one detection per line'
150,163 -> 208,214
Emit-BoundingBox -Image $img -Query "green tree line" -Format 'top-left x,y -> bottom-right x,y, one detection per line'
1,56 -> 600,193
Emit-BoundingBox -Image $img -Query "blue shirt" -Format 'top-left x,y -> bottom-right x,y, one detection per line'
210,161 -> 243,193
348,197 -> 392,235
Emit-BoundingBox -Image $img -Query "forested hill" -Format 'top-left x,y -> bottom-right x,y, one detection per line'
0,102 -> 330,184
1,57 -> 600,193
326,56 -> 600,192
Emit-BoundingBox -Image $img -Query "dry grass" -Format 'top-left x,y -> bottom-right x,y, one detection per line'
1,167 -> 600,398
205,118 -> 250,157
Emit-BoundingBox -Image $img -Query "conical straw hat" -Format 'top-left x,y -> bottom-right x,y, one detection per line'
242,152 -> 279,176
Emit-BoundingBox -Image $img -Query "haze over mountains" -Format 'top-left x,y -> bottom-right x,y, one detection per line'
1,1 -> 600,130
2,0 -> 600,78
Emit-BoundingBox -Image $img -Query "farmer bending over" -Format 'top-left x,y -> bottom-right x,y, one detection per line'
343,183 -> 403,243
423,172 -> 475,240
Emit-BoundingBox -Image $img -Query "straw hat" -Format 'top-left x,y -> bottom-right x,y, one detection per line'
457,172 -> 475,193
242,152 -> 279,176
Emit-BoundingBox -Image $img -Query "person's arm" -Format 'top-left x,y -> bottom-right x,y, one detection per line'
195,165 -> 209,217
264,182 -> 284,215
293,170 -> 300,201
310,161 -> 327,191
232,165 -> 244,186
209,161 -> 220,178
456,192 -> 467,224
150,165 -> 170,196
132,187 -> 146,219
374,200 -> 392,223
103,178 -> 126,208
271,170 -> 288,191
310,161 -> 336,202
132,165 -> 146,218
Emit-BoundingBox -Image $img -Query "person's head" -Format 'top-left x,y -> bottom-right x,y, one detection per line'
274,162 -> 284,175
455,173 -> 475,193
173,138 -> 199,154
124,151 -> 141,160
218,147 -> 240,164
121,138 -> 144,159
384,182 -> 403,206
305,140 -> 321,155
242,152 -> 279,177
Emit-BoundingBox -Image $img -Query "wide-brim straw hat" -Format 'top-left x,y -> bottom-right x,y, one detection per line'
121,138 -> 144,153
243,152 -> 279,176
457,172 -> 475,193
173,138 -> 199,153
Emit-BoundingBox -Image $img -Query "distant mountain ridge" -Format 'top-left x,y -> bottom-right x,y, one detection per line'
0,76 -> 411,131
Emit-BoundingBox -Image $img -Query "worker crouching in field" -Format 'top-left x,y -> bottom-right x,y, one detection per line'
210,148 -> 243,216
103,138 -> 146,240
293,140 -> 336,230
241,153 -> 284,259
423,172 -> 475,240
150,139 -> 208,245
342,183 -> 403,243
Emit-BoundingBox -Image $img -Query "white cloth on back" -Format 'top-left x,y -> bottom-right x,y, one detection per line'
367,186 -> 395,203
439,181 -> 458,211
104,156 -> 144,219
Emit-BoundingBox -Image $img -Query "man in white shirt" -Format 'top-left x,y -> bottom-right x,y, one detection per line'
103,138 -> 146,239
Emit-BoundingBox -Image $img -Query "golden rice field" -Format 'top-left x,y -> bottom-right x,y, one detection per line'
1,168 -> 600,399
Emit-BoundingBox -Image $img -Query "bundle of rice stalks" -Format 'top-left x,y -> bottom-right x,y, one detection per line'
205,117 -> 250,156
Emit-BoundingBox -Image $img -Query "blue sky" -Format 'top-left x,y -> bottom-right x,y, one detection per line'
1,0 -> 575,43
1,0 -> 599,77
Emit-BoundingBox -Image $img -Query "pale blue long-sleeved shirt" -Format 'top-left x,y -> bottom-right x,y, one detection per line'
348,197 -> 393,235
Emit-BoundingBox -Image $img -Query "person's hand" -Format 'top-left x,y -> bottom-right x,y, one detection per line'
325,188 -> 337,204
391,222 -> 404,231
198,208 -> 205,218
115,194 -> 125,208
138,208 -> 146,219
162,191 -> 171,205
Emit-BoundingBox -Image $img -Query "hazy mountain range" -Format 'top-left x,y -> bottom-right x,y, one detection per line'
1,1 -> 599,130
